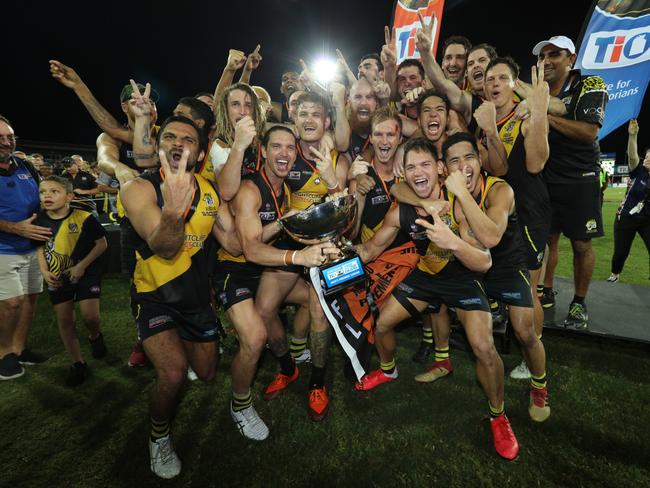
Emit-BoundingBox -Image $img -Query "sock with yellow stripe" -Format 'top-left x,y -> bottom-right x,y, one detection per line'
489,401 -> 505,418
380,359 -> 398,377
150,417 -> 170,442
290,336 -> 308,358
422,327 -> 433,344
232,389 -> 253,412
531,373 -> 547,390
536,284 -> 544,297
434,346 -> 450,362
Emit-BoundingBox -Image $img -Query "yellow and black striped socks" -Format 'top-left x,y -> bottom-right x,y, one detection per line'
422,327 -> 433,345
290,336 -> 308,359
435,346 -> 450,363
232,390 -> 253,412
531,372 -> 547,390
536,284 -> 544,297
489,401 -> 505,418
150,417 -> 170,442
380,359 -> 397,376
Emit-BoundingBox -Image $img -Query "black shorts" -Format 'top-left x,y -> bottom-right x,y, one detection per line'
519,223 -> 549,270
47,273 -> 102,305
483,269 -> 533,308
391,267 -> 490,316
212,261 -> 262,310
548,181 -> 604,240
134,300 -> 219,343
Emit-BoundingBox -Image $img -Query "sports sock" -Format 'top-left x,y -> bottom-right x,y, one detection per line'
434,346 -> 450,363
380,358 -> 397,376
571,295 -> 585,305
232,389 -> 253,412
531,372 -> 547,390
489,401 -> 505,418
150,417 -> 170,442
536,284 -> 544,296
278,352 -> 296,377
309,365 -> 326,389
422,327 -> 433,345
290,336 -> 308,358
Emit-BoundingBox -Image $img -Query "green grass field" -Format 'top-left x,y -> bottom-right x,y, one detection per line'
1,188 -> 649,487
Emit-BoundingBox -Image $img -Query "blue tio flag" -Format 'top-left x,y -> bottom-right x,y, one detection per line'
576,0 -> 650,139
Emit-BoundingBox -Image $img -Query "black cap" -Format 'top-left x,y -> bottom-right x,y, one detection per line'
120,83 -> 160,103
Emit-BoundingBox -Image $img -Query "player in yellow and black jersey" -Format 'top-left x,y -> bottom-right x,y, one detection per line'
355,137 -> 521,461
120,115 -> 241,479
34,176 -> 108,387
208,83 -> 266,201
230,125 -> 338,424
442,133 -> 549,425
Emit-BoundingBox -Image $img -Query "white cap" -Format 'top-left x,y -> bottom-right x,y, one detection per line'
532,35 -> 576,56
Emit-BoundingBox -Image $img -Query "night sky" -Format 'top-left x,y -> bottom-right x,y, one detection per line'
6,0 -> 648,156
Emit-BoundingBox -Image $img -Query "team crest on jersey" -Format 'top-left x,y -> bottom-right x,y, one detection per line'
202,192 -> 219,216
68,223 -> 79,233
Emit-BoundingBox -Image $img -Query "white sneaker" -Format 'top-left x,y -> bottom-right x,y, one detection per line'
230,403 -> 269,441
607,273 -> 620,283
509,360 -> 531,380
293,348 -> 312,364
187,367 -> 198,381
149,435 -> 181,479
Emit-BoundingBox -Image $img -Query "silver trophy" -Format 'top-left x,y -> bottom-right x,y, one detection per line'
279,194 -> 365,295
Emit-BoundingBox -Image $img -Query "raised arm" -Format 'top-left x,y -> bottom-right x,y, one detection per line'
415,13 -> 473,122
380,26 -> 399,101
627,119 -> 640,171
213,49 -> 247,112
120,150 -> 196,260
335,49 -> 358,87
128,80 -> 158,168
239,45 -> 262,85
330,82 -> 351,153
213,116 -> 256,201
521,64 -> 549,174
96,132 -> 140,186
49,60 -> 131,143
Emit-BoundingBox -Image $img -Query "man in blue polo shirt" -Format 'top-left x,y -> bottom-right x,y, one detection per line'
0,116 -> 51,380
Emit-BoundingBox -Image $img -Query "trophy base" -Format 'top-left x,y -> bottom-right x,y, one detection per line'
318,253 -> 366,296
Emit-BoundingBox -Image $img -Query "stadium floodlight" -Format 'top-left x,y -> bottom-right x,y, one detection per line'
313,58 -> 337,85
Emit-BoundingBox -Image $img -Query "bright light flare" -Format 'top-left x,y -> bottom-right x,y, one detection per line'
314,58 -> 337,85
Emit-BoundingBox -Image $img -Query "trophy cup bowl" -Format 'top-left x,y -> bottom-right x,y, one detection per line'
279,194 -> 358,245
279,194 -> 365,296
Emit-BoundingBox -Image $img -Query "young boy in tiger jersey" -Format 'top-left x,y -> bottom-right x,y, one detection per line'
34,176 -> 108,386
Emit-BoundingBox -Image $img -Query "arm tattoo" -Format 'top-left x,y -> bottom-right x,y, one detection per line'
133,152 -> 156,161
